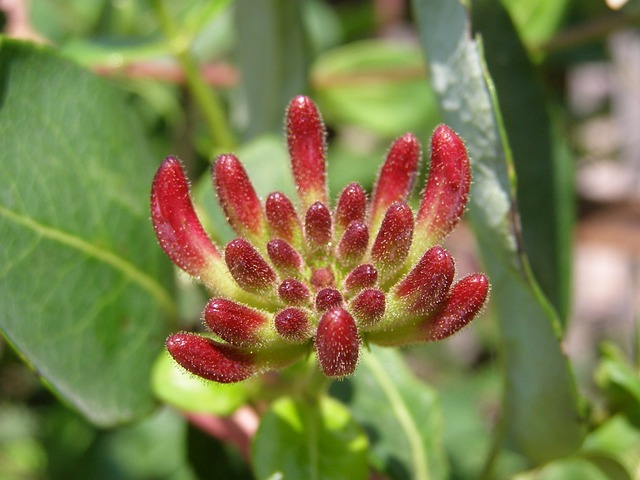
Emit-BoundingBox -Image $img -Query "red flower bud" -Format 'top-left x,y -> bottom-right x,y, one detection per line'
425,274 -> 489,339
166,333 -> 255,383
335,182 -> 367,234
275,307 -> 311,342
315,288 -> 343,312
213,154 -> 266,242
395,246 -> 455,314
315,308 -> 359,378
304,202 -> 332,251
151,157 -> 232,294
225,238 -> 276,293
344,264 -> 378,295
350,289 -> 386,326
309,267 -> 335,290
267,239 -> 304,276
337,221 -> 369,268
287,95 -> 327,210
371,202 -> 414,283
415,125 -> 470,249
266,192 -> 302,247
370,133 -> 421,231
203,299 -> 270,347
278,278 -> 311,306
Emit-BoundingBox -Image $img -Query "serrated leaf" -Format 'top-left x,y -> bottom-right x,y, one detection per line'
311,40 -> 440,137
0,40 -> 175,426
252,395 -> 368,480
411,0 -> 585,463
332,346 -> 447,480
152,350 -> 250,416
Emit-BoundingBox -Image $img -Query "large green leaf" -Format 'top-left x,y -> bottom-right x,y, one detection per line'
472,0 -> 574,321
0,40 -> 175,426
411,0 -> 585,464
252,395 -> 368,480
332,347 -> 448,480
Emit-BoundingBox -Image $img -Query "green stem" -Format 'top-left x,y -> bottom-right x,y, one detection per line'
152,0 -> 236,151
362,351 -> 429,480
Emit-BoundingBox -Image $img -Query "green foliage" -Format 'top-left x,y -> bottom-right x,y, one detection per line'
252,396 -> 369,480
1,0 -> 639,478
0,39 -> 174,426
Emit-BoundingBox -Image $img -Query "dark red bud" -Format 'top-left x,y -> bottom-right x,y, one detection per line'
287,96 -> 327,208
335,183 -> 367,232
305,202 -> 332,249
344,264 -> 378,294
266,192 -> 302,245
203,298 -> 268,347
315,308 -> 359,378
416,125 -> 470,244
350,289 -> 386,326
310,267 -> 335,290
425,274 -> 489,341
267,239 -> 303,275
395,246 -> 455,314
371,202 -> 414,281
213,154 -> 265,240
225,238 -> 276,293
166,333 -> 255,383
275,308 -> 310,342
371,133 -> 421,228
278,278 -> 311,305
315,288 -> 343,312
151,156 -> 222,280
337,221 -> 369,267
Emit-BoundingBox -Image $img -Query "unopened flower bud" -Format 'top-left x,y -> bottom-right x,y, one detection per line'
315,308 -> 359,377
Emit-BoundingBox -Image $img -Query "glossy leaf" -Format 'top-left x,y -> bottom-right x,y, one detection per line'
0,40 -> 174,426
252,395 -> 368,480
412,0 -> 585,463
332,346 -> 448,480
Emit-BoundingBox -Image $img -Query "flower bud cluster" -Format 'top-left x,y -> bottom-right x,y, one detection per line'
151,96 -> 489,383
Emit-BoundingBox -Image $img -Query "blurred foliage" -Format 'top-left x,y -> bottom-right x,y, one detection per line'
2,0 -> 640,478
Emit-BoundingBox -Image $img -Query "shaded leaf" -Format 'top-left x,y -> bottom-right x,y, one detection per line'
472,0 -> 574,321
411,0 -> 585,463
252,395 -> 368,480
0,39 -> 174,426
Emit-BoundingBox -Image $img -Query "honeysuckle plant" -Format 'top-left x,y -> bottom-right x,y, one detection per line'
151,96 -> 489,382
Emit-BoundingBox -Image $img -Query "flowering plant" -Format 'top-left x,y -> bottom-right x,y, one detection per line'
151,96 -> 489,382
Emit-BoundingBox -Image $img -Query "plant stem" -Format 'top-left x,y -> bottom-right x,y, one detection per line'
152,0 -> 236,152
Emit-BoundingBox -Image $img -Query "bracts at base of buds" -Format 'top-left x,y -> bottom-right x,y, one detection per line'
152,95 -> 490,384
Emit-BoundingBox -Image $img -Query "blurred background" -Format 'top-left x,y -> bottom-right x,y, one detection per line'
1,0 -> 639,478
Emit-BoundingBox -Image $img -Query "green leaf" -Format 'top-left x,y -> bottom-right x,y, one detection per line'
501,0 -> 569,48
152,350 -> 250,416
411,0 -> 585,464
234,0 -> 309,140
0,39 -> 175,426
595,342 -> 640,422
472,0 -> 574,321
311,40 -> 440,137
331,346 -> 447,480
252,395 -> 369,480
